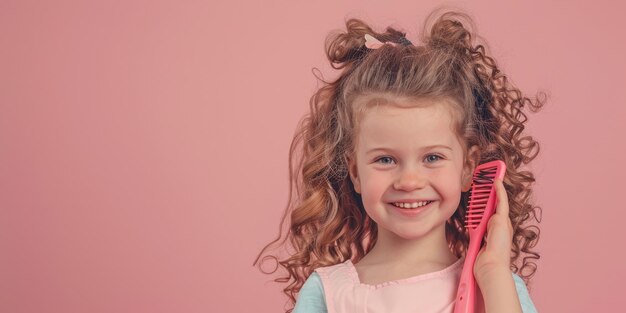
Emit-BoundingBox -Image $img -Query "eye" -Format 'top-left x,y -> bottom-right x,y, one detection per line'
375,156 -> 395,165
425,154 -> 443,163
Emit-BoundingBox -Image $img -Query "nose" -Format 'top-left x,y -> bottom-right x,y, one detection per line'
393,166 -> 427,191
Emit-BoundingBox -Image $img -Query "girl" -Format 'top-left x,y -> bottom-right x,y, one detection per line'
254,8 -> 545,313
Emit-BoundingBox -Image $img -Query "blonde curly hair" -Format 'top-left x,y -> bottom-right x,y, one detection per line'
254,8 -> 546,313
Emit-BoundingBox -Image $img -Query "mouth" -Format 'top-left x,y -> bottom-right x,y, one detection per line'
389,200 -> 435,210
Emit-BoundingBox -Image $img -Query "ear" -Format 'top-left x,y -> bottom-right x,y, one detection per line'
461,145 -> 481,192
346,154 -> 361,194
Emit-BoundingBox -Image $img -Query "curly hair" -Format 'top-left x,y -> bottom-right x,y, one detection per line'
253,8 -> 547,313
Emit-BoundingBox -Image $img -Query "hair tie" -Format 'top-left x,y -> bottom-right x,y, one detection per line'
397,36 -> 413,46
364,33 -> 413,49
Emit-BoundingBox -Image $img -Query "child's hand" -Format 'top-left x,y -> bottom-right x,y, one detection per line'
473,178 -> 514,283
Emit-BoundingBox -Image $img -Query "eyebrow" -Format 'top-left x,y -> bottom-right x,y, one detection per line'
366,144 -> 452,154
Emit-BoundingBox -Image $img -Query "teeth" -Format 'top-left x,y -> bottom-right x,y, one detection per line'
393,201 -> 432,209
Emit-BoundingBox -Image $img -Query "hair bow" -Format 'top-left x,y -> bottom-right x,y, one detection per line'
364,34 -> 398,49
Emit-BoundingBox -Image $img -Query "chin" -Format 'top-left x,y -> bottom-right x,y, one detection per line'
392,227 -> 435,240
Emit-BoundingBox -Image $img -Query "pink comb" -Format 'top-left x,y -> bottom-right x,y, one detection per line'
453,160 -> 507,313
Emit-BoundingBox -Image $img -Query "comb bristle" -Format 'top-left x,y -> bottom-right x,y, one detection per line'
464,165 -> 499,229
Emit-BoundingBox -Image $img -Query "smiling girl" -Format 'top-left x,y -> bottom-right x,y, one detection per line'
255,8 -> 545,313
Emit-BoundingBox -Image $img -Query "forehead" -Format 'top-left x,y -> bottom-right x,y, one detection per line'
357,100 -> 461,149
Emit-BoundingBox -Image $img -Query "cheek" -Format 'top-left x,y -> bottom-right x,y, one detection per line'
362,179 -> 384,199
433,168 -> 464,193
431,167 -> 456,181
360,172 -> 388,202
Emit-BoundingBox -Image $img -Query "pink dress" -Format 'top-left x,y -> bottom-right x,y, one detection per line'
314,257 -> 464,313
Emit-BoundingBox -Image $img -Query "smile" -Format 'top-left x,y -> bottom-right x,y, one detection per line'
391,200 -> 434,209
388,201 -> 436,217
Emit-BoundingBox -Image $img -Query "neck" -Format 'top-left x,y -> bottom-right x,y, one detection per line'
362,224 -> 458,269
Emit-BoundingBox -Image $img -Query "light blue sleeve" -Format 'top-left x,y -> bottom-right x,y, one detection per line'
512,273 -> 538,313
293,272 -> 327,313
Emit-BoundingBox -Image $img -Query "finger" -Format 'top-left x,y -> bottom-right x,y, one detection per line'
486,214 -> 511,246
493,178 -> 509,217
495,179 -> 514,236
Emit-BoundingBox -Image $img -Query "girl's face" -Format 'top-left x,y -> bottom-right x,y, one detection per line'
348,100 -> 478,240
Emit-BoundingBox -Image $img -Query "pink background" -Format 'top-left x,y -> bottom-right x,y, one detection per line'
1,0 -> 624,312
